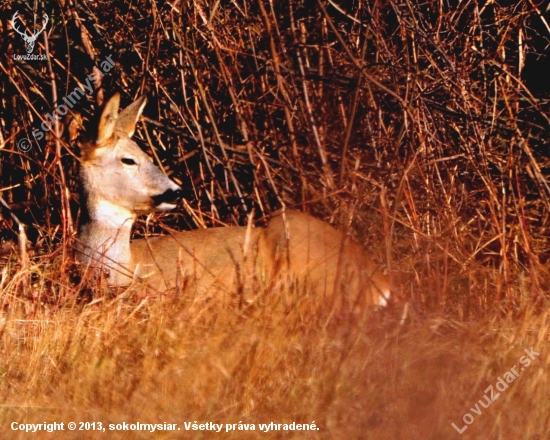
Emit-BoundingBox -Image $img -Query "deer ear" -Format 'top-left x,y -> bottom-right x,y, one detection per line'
97,93 -> 120,145
115,96 -> 147,137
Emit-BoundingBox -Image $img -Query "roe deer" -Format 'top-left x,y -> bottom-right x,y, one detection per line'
75,94 -> 390,308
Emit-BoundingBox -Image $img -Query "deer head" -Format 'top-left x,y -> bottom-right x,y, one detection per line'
11,11 -> 49,54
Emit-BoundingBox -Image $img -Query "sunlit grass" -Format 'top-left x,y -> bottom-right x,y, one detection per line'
1,265 -> 548,439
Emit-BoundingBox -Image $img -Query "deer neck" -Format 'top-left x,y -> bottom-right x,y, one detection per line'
77,196 -> 136,283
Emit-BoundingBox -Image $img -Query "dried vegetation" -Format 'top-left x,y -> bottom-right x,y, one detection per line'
1,0 -> 550,438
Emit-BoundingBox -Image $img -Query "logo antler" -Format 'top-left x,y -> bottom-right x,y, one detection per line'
12,11 -> 49,54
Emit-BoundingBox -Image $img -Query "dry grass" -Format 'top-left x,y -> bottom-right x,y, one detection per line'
0,282 -> 549,439
1,0 -> 550,438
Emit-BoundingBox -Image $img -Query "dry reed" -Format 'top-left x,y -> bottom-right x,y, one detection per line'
1,0 -> 549,438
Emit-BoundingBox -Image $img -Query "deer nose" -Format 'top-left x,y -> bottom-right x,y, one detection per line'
152,188 -> 183,206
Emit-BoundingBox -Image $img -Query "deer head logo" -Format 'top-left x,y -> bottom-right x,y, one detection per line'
11,11 -> 49,54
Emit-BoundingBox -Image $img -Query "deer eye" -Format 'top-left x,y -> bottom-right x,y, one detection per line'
121,158 -> 137,165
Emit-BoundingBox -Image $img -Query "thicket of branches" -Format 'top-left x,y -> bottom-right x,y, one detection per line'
1,0 -> 549,314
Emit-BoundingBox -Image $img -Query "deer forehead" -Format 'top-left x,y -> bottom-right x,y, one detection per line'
81,136 -> 149,163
